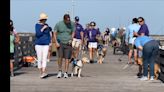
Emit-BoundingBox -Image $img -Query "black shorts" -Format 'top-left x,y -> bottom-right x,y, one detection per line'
10,53 -> 14,60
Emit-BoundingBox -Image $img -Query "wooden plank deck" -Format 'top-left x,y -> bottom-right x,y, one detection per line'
11,47 -> 164,92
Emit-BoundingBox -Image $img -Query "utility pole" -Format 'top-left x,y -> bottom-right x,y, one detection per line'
71,0 -> 75,20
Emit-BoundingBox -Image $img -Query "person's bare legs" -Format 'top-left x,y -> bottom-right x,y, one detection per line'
75,47 -> 80,59
42,67 -> 47,74
47,49 -> 51,62
58,57 -> 62,71
38,68 -> 42,74
134,49 -> 138,64
10,60 -> 14,76
89,48 -> 93,62
64,59 -> 69,73
128,50 -> 133,64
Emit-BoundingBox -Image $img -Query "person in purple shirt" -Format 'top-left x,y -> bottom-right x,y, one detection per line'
72,16 -> 84,59
86,21 -> 100,63
138,17 -> 149,36
84,23 -> 91,38
82,23 -> 91,51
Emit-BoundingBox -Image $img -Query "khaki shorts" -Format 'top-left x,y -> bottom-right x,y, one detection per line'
72,38 -> 81,48
128,44 -> 136,50
116,37 -> 121,44
88,42 -> 97,49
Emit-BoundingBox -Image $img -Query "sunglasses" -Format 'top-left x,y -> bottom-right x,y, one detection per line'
138,20 -> 143,23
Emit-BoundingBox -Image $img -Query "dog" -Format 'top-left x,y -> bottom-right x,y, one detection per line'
81,45 -> 88,56
148,63 -> 160,80
138,57 -> 160,80
70,57 -> 90,78
97,44 -> 107,64
96,34 -> 107,64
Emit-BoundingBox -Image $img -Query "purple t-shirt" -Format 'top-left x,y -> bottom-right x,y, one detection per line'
138,24 -> 149,36
74,23 -> 84,39
84,28 -> 89,38
87,28 -> 100,42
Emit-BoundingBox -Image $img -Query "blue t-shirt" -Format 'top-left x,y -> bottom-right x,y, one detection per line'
87,28 -> 100,42
125,23 -> 140,44
111,30 -> 117,37
35,23 -> 51,45
138,24 -> 149,36
74,23 -> 84,39
134,36 -> 153,48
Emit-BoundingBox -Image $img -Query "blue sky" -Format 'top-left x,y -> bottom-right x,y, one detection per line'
11,0 -> 164,35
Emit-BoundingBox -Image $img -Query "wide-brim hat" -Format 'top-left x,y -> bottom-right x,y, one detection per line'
39,13 -> 48,20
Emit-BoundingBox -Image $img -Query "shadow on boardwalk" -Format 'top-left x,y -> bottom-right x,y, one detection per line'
11,47 -> 164,92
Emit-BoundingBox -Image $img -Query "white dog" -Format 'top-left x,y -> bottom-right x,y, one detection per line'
70,57 -> 90,78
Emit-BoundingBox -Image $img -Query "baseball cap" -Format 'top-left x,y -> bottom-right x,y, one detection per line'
90,21 -> 96,26
75,16 -> 79,21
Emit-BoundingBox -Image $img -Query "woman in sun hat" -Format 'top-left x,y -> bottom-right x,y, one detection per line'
34,12 -> 52,79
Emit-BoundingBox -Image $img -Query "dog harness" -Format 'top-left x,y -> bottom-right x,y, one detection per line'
72,59 -> 82,68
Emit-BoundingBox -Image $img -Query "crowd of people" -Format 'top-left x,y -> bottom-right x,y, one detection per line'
10,13 -> 160,81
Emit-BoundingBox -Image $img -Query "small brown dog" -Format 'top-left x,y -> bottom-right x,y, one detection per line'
97,46 -> 107,64
148,63 -> 160,80
137,57 -> 160,80
96,35 -> 107,64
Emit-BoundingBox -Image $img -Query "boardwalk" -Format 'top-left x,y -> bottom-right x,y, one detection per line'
11,47 -> 164,92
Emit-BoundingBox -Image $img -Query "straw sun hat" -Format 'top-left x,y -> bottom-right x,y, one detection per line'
39,12 -> 48,20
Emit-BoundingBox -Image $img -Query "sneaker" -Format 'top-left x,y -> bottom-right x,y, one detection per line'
57,71 -> 62,78
140,76 -> 148,81
150,76 -> 154,81
90,60 -> 94,64
40,73 -> 48,79
132,62 -> 135,64
10,72 -> 14,77
137,73 -> 143,78
47,59 -> 50,62
63,72 -> 68,78
127,62 -> 134,65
